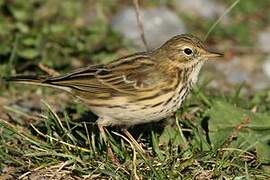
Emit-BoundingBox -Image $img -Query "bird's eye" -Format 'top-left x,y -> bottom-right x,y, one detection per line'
183,48 -> 193,55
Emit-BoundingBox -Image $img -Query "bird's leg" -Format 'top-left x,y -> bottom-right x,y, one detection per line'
97,117 -> 120,165
164,117 -> 176,127
164,112 -> 177,127
97,124 -> 107,144
97,117 -> 111,144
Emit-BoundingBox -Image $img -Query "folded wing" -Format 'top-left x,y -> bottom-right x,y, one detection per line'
45,53 -> 170,100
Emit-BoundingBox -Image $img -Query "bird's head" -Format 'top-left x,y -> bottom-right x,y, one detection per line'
155,34 -> 222,68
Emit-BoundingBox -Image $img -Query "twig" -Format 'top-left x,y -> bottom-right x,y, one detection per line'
123,129 -> 145,153
112,131 -> 140,180
30,124 -> 92,153
18,171 -> 31,180
8,34 -> 20,75
49,161 -> 70,180
38,63 -> 60,76
204,0 -> 241,41
133,0 -> 149,50
221,117 -> 251,149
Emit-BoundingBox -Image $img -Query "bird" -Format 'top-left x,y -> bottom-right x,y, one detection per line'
4,34 -> 222,139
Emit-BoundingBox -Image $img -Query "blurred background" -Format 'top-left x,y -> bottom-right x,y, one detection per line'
1,1 -> 270,178
0,0 -> 270,109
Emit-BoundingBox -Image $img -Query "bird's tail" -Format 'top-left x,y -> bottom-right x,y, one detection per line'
3,75 -> 72,92
4,75 -> 48,84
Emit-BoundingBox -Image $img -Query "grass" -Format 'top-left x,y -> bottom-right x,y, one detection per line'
1,88 -> 270,179
1,0 -> 270,179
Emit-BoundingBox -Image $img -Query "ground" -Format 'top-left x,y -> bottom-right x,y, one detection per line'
0,0 -> 270,179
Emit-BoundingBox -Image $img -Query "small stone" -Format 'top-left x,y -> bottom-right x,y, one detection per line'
208,55 -> 270,91
262,56 -> 270,79
111,7 -> 186,49
174,0 -> 226,20
214,58 -> 250,84
257,31 -> 270,53
226,69 -> 249,84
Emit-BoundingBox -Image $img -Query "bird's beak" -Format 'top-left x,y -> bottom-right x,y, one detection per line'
203,51 -> 223,60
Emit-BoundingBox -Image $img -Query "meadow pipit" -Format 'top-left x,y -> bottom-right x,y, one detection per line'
5,34 -> 222,137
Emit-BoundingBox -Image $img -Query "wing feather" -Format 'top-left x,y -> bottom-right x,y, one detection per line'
44,53 -> 171,99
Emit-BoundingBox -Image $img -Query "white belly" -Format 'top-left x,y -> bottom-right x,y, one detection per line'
89,83 -> 190,126
90,62 -> 204,126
